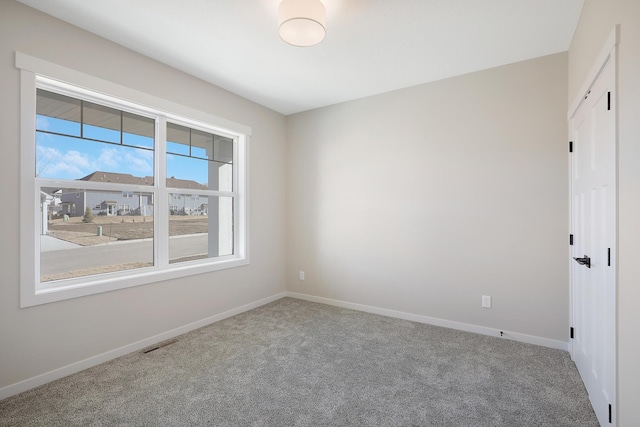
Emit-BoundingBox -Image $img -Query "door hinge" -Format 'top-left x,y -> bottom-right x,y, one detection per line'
607,92 -> 611,111
570,327 -> 574,339
609,403 -> 612,423
607,248 -> 611,266
569,141 -> 573,153
570,234 -> 574,245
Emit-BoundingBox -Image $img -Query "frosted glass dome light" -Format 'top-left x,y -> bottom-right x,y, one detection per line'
278,0 -> 326,47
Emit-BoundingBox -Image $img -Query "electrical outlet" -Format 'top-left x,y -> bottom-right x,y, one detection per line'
299,271 -> 305,280
482,295 -> 492,308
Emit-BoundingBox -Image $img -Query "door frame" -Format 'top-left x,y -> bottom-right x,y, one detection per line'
568,24 -> 619,424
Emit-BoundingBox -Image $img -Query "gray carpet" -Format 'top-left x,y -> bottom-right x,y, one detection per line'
0,297 -> 598,426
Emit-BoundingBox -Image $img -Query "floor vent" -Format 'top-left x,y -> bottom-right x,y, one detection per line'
142,339 -> 179,354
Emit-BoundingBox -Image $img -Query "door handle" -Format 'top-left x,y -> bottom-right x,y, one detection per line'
573,255 -> 591,268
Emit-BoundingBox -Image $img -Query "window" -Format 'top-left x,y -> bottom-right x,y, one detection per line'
18,53 -> 250,307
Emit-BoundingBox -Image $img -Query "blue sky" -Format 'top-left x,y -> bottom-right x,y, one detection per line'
36,116 -> 209,185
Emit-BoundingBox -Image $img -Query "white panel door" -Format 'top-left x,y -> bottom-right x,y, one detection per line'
570,57 -> 616,426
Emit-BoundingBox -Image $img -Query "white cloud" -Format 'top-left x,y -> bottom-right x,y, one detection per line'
97,147 -> 119,168
124,151 -> 153,173
37,146 -> 94,178
97,147 -> 152,174
36,116 -> 50,131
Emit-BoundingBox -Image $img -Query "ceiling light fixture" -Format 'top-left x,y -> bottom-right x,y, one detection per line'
278,0 -> 326,47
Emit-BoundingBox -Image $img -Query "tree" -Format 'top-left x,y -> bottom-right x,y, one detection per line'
82,207 -> 95,223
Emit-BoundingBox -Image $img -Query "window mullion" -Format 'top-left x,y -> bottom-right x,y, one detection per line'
80,99 -> 84,138
156,116 -> 169,268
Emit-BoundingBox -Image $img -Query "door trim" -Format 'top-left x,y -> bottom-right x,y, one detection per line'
568,25 -> 619,119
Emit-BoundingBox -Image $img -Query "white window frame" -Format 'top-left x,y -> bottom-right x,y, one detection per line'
17,52 -> 251,308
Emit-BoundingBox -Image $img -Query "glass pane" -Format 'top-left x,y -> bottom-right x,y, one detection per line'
123,112 -> 154,149
166,155 -> 230,191
36,90 -> 155,182
190,129 -> 213,160
36,133 -> 154,182
214,135 -> 234,163
218,196 -> 234,256
83,101 -> 121,143
166,123 -> 233,192
36,90 -> 81,136
37,90 -> 155,147
40,187 -> 155,282
167,122 -> 190,155
168,195 -> 233,264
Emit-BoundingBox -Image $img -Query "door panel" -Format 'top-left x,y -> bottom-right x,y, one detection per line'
570,57 -> 616,426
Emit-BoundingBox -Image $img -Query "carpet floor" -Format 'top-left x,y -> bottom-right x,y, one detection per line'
0,297 -> 598,426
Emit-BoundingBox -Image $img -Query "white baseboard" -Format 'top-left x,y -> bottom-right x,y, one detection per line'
0,292 -> 287,401
1,290 -> 568,401
286,292 -> 568,351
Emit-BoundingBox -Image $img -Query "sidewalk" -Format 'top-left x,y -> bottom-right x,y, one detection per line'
40,235 -> 81,252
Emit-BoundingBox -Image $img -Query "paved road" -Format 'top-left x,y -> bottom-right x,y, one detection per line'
40,234 -> 209,276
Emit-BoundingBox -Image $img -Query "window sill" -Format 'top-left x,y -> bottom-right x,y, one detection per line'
22,256 -> 249,308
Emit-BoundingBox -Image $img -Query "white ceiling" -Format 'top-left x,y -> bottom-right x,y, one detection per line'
18,0 -> 584,115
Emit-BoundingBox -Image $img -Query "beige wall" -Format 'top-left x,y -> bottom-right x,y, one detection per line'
286,53 -> 569,341
569,1 -> 640,425
0,1 -> 287,390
